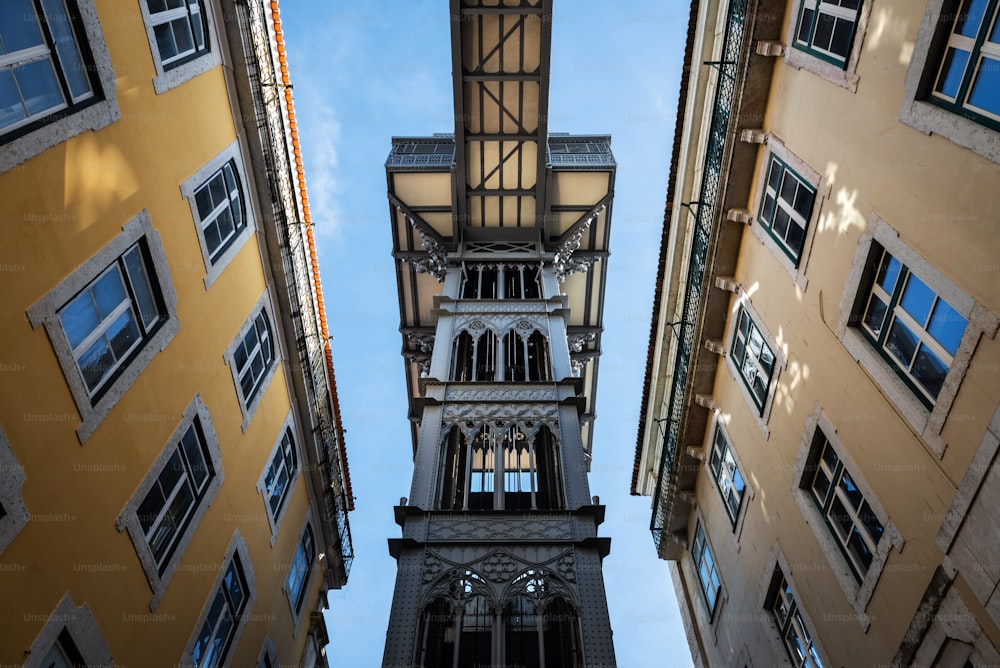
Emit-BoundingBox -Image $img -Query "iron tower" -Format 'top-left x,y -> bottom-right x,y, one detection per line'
383,2 -> 617,665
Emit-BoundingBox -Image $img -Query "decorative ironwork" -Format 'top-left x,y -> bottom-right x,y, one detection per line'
553,215 -> 599,282
404,216 -> 448,281
650,0 -> 748,552
386,137 -> 455,170
547,136 -> 616,168
240,0 -> 353,582
567,332 -> 596,353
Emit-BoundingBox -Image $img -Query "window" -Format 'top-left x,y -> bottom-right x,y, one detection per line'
451,324 -> 551,382
730,306 -> 776,413
450,327 -> 497,381
139,0 -> 220,94
768,570 -> 826,668
0,0 -> 117,173
837,216 -> 998,455
691,521 -> 721,615
793,0 -> 862,67
58,241 -> 166,400
191,557 -> 248,668
808,432 -> 884,580
258,418 -> 300,537
0,0 -> 98,139
117,394 -> 223,610
438,425 -> 563,511
285,523 -> 315,615
225,293 -> 279,431
23,594 -> 113,668
181,142 -> 256,287
708,426 -> 746,527
461,263 -> 541,299
256,637 -> 278,668
28,211 -> 179,443
0,425 -> 28,556
184,532 -> 254,668
858,245 -> 968,407
758,155 -> 815,265
138,419 -> 213,572
145,0 -> 207,69
928,0 -> 1000,131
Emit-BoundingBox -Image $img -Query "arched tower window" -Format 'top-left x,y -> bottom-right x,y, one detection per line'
457,594 -> 493,666
468,430 -> 495,510
542,597 -> 583,668
418,598 -> 454,668
504,330 -> 551,382
533,427 -> 563,511
505,595 -> 541,667
451,329 -> 498,382
438,427 -> 467,511
461,263 -> 541,299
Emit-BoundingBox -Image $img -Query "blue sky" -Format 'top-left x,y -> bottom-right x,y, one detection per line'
279,2 -> 694,665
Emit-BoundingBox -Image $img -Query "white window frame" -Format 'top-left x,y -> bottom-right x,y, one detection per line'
256,410 -> 301,543
224,291 -> 280,432
901,0 -> 1000,165
749,136 -> 830,290
0,0 -> 120,175
791,405 -> 904,628
23,593 -> 114,668
180,530 -> 256,668
0,424 -> 29,556
835,214 -> 999,457
180,140 -> 257,288
116,393 -> 223,611
27,210 -> 180,444
783,0 -> 873,91
758,548 -> 831,668
137,0 -> 222,94
724,289 -> 787,436
256,636 -> 278,668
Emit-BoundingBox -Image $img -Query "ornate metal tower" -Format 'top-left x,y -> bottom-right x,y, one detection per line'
382,1 -> 617,665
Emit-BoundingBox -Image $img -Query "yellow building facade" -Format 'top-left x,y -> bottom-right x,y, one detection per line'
634,0 -> 1000,665
0,1 -> 352,667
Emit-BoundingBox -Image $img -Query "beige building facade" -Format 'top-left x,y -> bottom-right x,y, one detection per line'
633,0 -> 1000,665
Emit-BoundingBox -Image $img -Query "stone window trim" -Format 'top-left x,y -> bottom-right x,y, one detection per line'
704,414 -> 755,548
835,213 -> 999,458
0,424 -> 29,557
900,0 -> 1000,165
723,287 -> 788,439
783,0 -> 874,92
27,210 -> 180,445
283,514 -> 318,637
902,579 -> 1000,667
137,0 -> 222,95
179,529 -> 256,668
758,546 -> 832,668
23,592 -> 114,668
256,635 -> 278,668
224,290 -> 281,433
179,139 -> 257,289
256,409 -> 301,545
791,404 -> 904,629
936,403 -> 1000,554
0,0 -> 120,175
749,135 -> 831,291
115,393 -> 223,612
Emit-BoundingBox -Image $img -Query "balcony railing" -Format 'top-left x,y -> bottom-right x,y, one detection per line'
650,0 -> 748,552
547,135 -> 615,168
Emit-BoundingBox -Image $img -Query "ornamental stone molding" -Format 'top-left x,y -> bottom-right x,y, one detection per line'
427,517 -> 572,541
481,552 -> 519,582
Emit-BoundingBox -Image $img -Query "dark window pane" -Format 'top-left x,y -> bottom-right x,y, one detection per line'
913,345 -> 949,398
106,309 -> 139,359
0,0 -> 44,53
92,268 -> 128,319
786,219 -> 806,257
798,8 -> 815,44
847,527 -> 874,570
956,0 -> 989,37
41,0 -> 92,100
61,292 -> 100,349
761,194 -> 776,223
838,470 -> 863,510
877,253 -> 902,292
885,320 -> 919,367
863,297 -> 889,337
79,337 -> 115,390
123,246 -> 160,330
830,17 -> 854,58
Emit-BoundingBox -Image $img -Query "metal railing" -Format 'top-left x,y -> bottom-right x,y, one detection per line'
650,0 -> 747,552
240,0 -> 354,583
